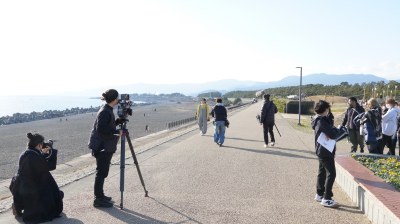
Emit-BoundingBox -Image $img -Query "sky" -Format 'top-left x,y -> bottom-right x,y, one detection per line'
1,0 -> 400,96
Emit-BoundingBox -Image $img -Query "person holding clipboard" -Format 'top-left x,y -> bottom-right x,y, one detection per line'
311,100 -> 347,208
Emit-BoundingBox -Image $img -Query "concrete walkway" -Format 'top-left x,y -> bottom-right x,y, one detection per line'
0,102 -> 370,223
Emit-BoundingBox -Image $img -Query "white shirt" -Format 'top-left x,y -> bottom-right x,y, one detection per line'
382,107 -> 398,136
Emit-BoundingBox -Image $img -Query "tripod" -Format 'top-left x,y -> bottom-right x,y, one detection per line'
119,121 -> 149,210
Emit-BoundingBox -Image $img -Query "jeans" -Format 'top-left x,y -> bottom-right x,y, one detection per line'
214,121 -> 226,145
263,123 -> 275,144
198,115 -> 208,134
94,151 -> 113,198
316,157 -> 336,200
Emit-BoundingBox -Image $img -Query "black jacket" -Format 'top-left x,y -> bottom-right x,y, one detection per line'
211,103 -> 227,121
341,104 -> 365,129
260,100 -> 278,124
88,104 -> 119,153
312,115 -> 343,158
13,148 -> 63,222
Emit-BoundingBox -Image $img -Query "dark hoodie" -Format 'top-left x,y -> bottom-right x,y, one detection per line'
312,115 -> 342,158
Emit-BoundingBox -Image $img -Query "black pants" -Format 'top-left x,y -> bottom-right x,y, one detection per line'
316,157 -> 336,200
380,134 -> 395,155
263,123 -> 275,144
348,128 -> 364,152
94,151 -> 113,199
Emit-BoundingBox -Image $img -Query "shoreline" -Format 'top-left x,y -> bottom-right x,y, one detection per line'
0,101 -> 198,181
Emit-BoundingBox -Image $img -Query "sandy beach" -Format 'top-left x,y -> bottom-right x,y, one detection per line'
0,102 -> 198,180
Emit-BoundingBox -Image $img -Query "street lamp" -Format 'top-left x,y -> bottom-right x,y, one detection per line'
296,67 -> 302,125
395,85 -> 398,100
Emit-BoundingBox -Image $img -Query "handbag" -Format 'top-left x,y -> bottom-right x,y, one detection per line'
225,119 -> 230,128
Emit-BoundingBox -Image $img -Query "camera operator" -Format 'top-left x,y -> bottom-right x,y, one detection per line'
10,133 -> 63,222
88,89 -> 121,208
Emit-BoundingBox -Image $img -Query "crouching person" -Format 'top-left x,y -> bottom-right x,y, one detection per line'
10,133 -> 63,222
311,100 -> 345,208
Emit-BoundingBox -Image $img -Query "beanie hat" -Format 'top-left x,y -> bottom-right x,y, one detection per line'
101,89 -> 119,103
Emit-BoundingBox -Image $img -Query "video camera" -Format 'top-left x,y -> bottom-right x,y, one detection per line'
117,94 -> 133,119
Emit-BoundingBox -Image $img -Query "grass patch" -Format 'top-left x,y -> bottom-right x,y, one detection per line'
353,155 -> 400,191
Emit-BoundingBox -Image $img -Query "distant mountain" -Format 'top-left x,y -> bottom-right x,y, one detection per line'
75,74 -> 392,97
266,73 -> 387,88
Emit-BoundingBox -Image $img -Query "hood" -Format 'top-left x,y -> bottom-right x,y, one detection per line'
311,115 -> 322,130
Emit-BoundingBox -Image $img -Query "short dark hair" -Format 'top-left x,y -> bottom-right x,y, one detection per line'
314,100 -> 330,114
216,98 -> 222,103
348,97 -> 357,103
263,94 -> 270,100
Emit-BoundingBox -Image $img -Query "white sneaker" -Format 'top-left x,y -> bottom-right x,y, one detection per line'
314,194 -> 323,202
321,198 -> 339,208
270,142 -> 275,146
264,144 -> 267,148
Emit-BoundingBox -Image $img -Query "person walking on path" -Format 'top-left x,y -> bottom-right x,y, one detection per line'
312,100 -> 343,208
259,94 -> 278,148
211,97 -> 228,147
354,98 -> 383,154
380,98 -> 398,155
341,97 -> 365,153
196,98 -> 210,136
88,89 -> 121,208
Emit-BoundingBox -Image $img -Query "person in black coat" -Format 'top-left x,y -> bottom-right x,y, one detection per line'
341,97 -> 365,153
311,100 -> 344,208
11,133 -> 63,222
88,89 -> 121,208
260,94 -> 278,147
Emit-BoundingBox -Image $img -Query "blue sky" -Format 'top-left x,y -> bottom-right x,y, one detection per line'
0,0 -> 399,96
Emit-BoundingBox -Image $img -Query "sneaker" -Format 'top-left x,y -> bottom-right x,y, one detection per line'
219,143 -> 223,147
350,149 -> 356,153
270,142 -> 275,146
321,198 -> 339,208
94,198 -> 113,208
360,148 -> 364,153
264,144 -> 267,148
314,194 -> 323,202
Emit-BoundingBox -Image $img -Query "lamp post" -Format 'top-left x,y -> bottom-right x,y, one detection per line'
387,85 -> 390,99
296,67 -> 302,125
363,87 -> 366,102
395,85 -> 398,100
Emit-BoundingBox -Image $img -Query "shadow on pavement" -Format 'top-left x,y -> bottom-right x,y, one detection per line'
336,204 -> 364,214
224,145 -> 317,160
149,197 -> 203,224
224,137 -> 264,143
46,213 -> 84,224
102,206 -> 168,224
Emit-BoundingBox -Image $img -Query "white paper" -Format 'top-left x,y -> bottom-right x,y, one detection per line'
317,132 -> 336,153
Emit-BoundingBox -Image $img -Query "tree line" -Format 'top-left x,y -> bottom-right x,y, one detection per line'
223,80 -> 400,100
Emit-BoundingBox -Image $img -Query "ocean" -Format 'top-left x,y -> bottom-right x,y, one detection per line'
0,96 -> 105,117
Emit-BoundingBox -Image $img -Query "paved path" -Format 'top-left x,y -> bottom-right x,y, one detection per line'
0,102 -> 370,223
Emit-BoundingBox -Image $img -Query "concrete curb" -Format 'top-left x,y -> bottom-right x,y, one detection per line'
336,155 -> 400,224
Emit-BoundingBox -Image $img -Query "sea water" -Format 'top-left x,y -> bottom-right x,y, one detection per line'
0,96 -> 104,117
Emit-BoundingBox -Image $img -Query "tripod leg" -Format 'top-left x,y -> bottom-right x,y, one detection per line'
126,133 -> 149,197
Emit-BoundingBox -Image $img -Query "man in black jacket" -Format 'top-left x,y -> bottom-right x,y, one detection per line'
341,97 -> 365,153
211,98 -> 228,147
260,94 -> 278,147
88,89 -> 121,208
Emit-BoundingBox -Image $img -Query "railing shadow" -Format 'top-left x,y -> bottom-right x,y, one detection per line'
224,145 -> 316,160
